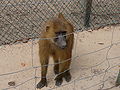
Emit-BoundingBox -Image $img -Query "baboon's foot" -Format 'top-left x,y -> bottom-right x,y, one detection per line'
63,71 -> 71,82
55,76 -> 63,86
54,65 -> 59,75
37,78 -> 47,89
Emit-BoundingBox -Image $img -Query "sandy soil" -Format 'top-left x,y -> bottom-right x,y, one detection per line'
0,25 -> 120,90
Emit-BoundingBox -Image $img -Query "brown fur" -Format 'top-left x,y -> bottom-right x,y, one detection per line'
37,13 -> 74,88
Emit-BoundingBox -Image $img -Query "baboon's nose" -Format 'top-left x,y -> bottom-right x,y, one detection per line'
61,45 -> 67,49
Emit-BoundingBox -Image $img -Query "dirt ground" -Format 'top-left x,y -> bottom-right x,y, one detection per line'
0,25 -> 120,90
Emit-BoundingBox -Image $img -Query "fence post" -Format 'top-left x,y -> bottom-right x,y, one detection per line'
116,69 -> 120,86
84,0 -> 93,27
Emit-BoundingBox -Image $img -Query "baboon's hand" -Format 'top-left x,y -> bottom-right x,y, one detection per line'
37,79 -> 47,89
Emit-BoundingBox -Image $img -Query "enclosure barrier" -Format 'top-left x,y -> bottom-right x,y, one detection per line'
0,0 -> 120,90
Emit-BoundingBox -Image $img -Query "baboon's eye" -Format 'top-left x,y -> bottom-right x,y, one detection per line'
55,32 -> 60,35
54,37 -> 58,42
55,31 -> 67,35
62,31 -> 67,34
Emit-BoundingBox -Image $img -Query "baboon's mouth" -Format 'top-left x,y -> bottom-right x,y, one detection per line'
60,46 -> 67,49
58,44 -> 67,49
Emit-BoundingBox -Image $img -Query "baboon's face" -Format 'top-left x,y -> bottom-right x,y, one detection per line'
45,19 -> 69,49
54,31 -> 67,49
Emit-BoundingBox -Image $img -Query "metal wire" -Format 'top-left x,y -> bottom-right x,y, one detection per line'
0,0 -> 120,90
0,0 -> 120,45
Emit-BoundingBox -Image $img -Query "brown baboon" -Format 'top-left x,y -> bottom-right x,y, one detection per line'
37,13 -> 74,89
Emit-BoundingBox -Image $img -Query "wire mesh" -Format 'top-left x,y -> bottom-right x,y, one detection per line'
0,0 -> 120,45
0,0 -> 120,90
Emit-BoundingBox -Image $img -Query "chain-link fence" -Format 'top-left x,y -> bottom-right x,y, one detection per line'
0,0 -> 120,45
0,0 -> 120,90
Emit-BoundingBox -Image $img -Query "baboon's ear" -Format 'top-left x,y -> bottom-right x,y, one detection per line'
58,13 -> 66,21
45,21 -> 50,32
45,25 -> 50,32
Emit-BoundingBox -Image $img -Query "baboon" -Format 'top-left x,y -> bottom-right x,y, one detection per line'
37,13 -> 74,89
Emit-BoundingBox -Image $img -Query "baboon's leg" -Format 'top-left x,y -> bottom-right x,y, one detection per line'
52,53 -> 59,75
55,50 -> 72,86
60,51 -> 72,82
37,54 -> 49,89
